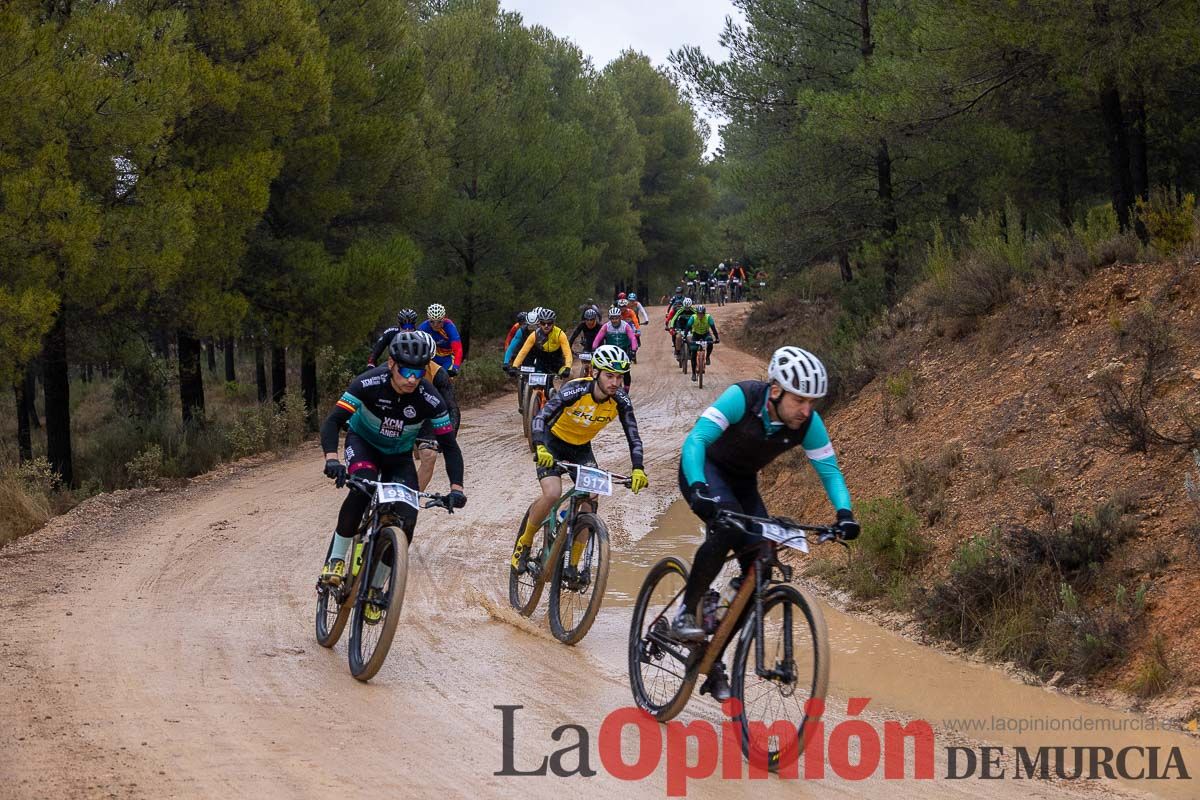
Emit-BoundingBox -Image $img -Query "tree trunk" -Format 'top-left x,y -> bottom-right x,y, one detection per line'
15,382 -> 32,463
206,338 -> 217,373
177,330 -> 206,424
876,138 -> 900,304
1099,82 -> 1136,232
24,364 -> 40,429
837,248 -> 853,283
271,346 -> 287,404
301,345 -> 318,431
223,337 -> 236,383
1129,93 -> 1148,201
255,343 -> 268,402
43,311 -> 73,487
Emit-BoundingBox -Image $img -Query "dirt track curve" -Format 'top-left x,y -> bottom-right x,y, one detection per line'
0,306 -> 1180,799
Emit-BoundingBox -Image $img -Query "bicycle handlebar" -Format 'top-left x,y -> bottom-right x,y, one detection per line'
714,508 -> 846,547
345,476 -> 459,513
557,460 -> 633,487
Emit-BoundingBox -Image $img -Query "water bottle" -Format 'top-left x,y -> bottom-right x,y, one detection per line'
557,508 -> 569,528
714,577 -> 742,626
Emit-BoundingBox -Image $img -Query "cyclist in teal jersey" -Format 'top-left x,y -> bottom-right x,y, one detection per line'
671,346 -> 859,700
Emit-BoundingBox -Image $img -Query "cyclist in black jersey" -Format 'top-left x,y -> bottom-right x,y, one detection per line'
409,331 -> 461,492
367,308 -> 419,368
318,332 -> 468,599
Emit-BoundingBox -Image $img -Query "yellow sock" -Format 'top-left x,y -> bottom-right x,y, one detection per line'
569,534 -> 588,567
517,514 -> 540,548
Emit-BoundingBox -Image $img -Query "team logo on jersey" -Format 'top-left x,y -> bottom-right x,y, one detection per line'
403,406 -> 417,419
419,387 -> 440,407
361,375 -> 387,387
380,417 -> 405,437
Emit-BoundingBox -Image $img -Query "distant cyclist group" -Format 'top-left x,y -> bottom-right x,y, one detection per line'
310,282 -> 860,766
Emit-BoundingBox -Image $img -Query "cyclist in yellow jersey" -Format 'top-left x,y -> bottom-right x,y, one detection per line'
512,307 -> 573,380
511,345 -> 649,571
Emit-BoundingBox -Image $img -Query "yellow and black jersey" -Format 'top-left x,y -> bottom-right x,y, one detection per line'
531,378 -> 643,469
512,326 -> 573,370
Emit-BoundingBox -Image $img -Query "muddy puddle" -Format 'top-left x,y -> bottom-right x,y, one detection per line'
609,498 -> 1200,799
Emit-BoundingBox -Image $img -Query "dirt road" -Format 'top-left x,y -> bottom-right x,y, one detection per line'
1,306 -> 1191,799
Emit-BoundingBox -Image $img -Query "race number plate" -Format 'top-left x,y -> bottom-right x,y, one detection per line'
376,482 -> 420,509
573,465 -> 613,496
520,365 -> 535,373
579,352 -> 592,362
760,522 -> 809,553
528,373 -> 548,386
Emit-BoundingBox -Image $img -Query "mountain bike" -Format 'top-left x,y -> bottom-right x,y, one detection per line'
575,350 -> 594,379
675,330 -> 688,373
731,277 -> 743,302
628,510 -> 843,770
716,280 -> 728,307
687,334 -> 715,388
509,461 -> 631,644
315,476 -> 456,681
521,370 -> 557,451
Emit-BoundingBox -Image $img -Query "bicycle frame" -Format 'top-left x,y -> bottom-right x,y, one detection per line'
342,478 -> 452,604
641,512 -> 836,707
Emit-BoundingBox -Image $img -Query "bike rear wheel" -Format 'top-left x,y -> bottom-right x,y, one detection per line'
548,512 -> 610,645
628,556 -> 697,721
731,584 -> 829,772
348,526 -> 408,681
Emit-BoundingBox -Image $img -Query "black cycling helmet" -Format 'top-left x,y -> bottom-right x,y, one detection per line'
388,330 -> 434,368
397,308 -> 418,325
583,308 -> 599,321
536,307 -> 557,324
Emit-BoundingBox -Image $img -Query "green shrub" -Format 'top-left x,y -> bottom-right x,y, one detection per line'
455,354 -> 511,405
882,369 -> 919,423
1136,188 -> 1197,255
808,497 -> 927,607
111,343 -> 171,420
0,458 -> 57,545
125,444 -> 165,487
921,496 -> 1142,679
1128,634 -> 1174,698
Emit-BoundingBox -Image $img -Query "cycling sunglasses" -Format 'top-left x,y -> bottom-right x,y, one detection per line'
396,366 -> 424,379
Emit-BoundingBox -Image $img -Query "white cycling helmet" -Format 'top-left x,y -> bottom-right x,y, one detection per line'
617,298 -> 629,307
427,303 -> 446,321
768,347 -> 828,398
591,344 -> 631,374
608,306 -> 621,317
526,307 -> 543,327
682,298 -> 693,308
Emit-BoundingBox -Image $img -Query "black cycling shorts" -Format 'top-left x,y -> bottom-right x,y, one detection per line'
536,435 -> 597,481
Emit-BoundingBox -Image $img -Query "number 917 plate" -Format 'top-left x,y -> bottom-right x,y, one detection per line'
572,465 -> 612,496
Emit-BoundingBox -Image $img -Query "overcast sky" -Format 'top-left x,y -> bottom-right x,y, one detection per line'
501,0 -> 739,156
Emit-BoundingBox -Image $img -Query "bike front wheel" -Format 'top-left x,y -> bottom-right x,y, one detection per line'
315,552 -> 359,648
628,556 -> 697,721
548,512 -> 610,645
509,509 -> 548,615
348,526 -> 409,682
730,584 -> 830,772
